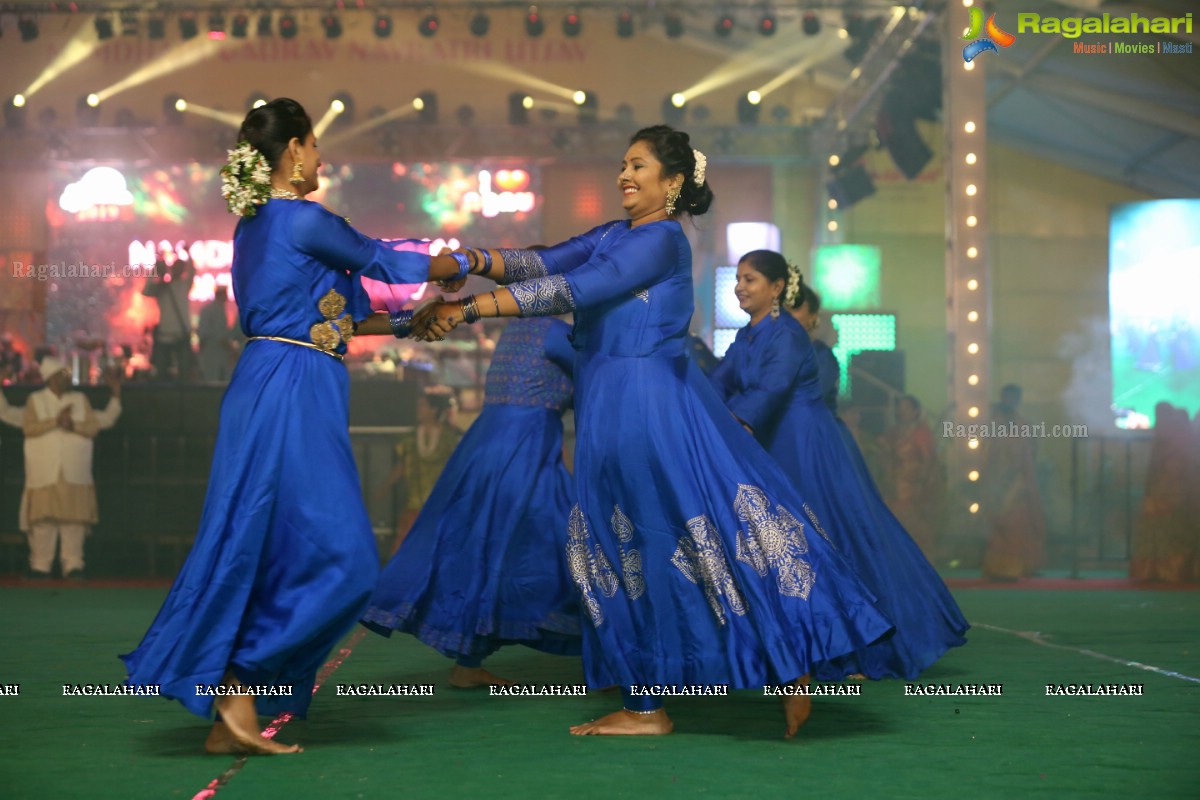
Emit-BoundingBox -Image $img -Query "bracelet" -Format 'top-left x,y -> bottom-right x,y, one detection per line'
489,291 -> 501,317
479,249 -> 493,277
449,252 -> 471,281
388,310 -> 414,339
623,707 -> 662,715
460,296 -> 481,324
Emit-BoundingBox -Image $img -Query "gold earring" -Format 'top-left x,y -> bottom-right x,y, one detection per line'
665,185 -> 681,216
290,158 -> 304,185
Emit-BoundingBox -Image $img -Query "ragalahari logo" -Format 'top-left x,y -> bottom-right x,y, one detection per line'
962,9 -> 1016,62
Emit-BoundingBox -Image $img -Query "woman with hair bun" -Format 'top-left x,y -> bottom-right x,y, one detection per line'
121,98 -> 482,755
710,250 -> 968,683
414,126 -> 893,738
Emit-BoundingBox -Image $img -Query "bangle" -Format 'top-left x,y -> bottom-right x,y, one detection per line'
479,249 -> 493,277
460,296 -> 481,324
489,291 -> 501,317
388,310 -> 414,339
449,252 -> 471,281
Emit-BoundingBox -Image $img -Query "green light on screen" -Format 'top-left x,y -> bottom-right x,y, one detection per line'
811,245 -> 881,310
830,313 -> 896,396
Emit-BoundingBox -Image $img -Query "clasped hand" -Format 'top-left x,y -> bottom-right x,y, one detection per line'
410,301 -> 461,342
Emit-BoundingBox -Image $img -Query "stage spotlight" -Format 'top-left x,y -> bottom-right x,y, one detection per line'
279,14 -> 297,39
617,8 -> 634,38
246,93 -> 269,111
827,163 -> 876,208
322,14 -> 342,39
5,96 -> 28,130
508,92 -> 532,125
771,104 -> 790,123
563,11 -> 581,37
843,12 -> 882,64
525,6 -> 545,37
456,104 -> 475,126
179,12 -> 198,40
330,92 -> 354,122
615,103 -> 634,125
418,13 -> 439,37
802,12 -> 821,36
714,12 -> 734,37
738,92 -> 761,124
576,91 -> 597,124
375,14 -> 393,38
207,13 -> 225,40
19,16 -> 39,42
148,16 -> 166,39
662,93 -> 686,126
758,13 -> 776,36
664,12 -> 684,38
77,94 -> 101,125
257,13 -> 272,36
415,91 -> 438,124
164,94 -> 186,126
470,11 -> 490,37
115,107 -> 137,127
120,9 -> 138,36
231,14 -> 249,38
94,15 -> 113,40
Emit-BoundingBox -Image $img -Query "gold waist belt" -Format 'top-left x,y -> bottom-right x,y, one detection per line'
247,335 -> 344,362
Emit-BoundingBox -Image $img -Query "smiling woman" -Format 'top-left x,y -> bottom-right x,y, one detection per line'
118,97 -> 483,757
402,125 -> 895,739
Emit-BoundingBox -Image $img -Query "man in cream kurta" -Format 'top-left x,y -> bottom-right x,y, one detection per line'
21,357 -> 122,578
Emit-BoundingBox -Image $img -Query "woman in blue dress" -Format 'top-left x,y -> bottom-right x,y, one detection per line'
416,126 -> 894,738
788,286 -> 840,415
709,250 -> 968,681
120,99 -> 484,755
362,316 -> 581,685
789,285 -> 887,485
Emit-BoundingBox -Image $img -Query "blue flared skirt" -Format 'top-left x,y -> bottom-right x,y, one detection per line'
120,340 -> 380,718
766,400 -> 969,680
567,352 -> 894,690
362,403 -> 581,659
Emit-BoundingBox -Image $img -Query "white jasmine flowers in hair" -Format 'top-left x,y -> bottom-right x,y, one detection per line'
692,148 -> 707,186
220,141 -> 273,217
785,263 -> 802,307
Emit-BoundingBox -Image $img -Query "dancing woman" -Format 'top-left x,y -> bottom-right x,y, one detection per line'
415,126 -> 893,737
363,317 -> 580,685
709,251 -> 967,680
787,286 -> 840,415
121,98 -> 486,755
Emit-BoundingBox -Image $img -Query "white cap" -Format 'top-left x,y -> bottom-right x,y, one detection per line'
39,356 -> 69,380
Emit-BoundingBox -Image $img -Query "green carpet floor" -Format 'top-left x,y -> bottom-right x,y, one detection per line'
0,587 -> 1196,800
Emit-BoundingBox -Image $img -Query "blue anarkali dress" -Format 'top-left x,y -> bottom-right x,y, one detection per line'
362,317 -> 581,660
121,199 -> 433,717
710,312 -> 968,680
495,221 -> 894,692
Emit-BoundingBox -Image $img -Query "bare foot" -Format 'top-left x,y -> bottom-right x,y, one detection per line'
848,673 -> 867,681
569,709 -> 673,736
205,721 -> 251,754
783,675 -> 813,739
449,665 -> 516,688
210,690 -> 301,755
